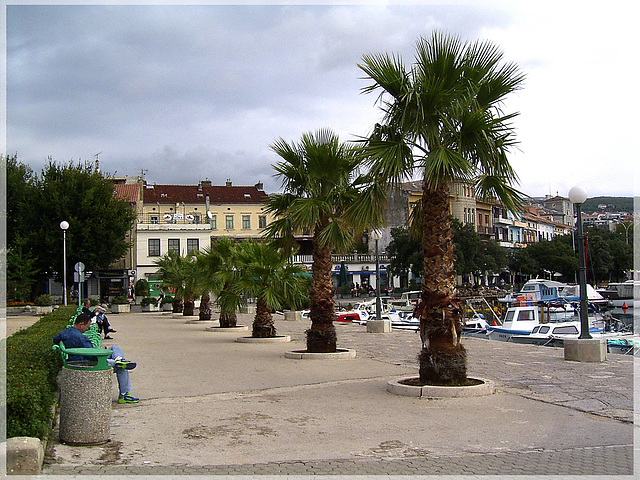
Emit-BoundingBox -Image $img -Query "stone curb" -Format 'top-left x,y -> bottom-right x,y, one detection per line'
184,319 -> 218,325
284,348 -> 357,359
5,437 -> 44,475
205,325 -> 249,332
387,377 -> 495,398
235,335 -> 291,343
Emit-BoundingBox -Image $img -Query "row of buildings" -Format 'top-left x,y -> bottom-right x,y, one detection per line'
74,176 -> 619,301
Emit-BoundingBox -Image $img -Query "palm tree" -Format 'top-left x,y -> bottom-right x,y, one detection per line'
154,250 -> 183,313
233,240 -> 308,338
357,32 -> 525,385
264,129 -> 371,352
154,250 -> 201,316
198,237 -> 244,327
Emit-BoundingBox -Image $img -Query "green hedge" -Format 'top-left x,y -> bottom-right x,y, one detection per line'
6,306 -> 76,440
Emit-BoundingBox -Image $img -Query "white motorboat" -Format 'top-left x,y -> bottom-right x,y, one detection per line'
349,300 -> 403,325
597,280 -> 635,308
500,279 -> 607,306
486,304 -> 605,342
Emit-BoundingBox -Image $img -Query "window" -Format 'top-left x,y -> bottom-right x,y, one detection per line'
148,239 -> 160,257
518,310 -> 535,321
168,238 -> 180,253
225,215 -> 234,230
259,215 -> 267,229
210,214 -> 217,230
187,238 -> 199,253
553,325 -> 579,335
242,215 -> 251,229
150,215 -> 159,224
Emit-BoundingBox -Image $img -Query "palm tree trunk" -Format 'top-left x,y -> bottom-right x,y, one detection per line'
199,292 -> 211,320
252,298 -> 276,337
183,293 -> 195,316
417,183 -> 466,385
172,295 -> 183,314
307,230 -> 337,352
219,311 -> 237,328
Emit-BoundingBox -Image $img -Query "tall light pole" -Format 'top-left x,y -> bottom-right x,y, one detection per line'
568,187 -> 591,339
60,220 -> 69,306
370,229 -> 383,321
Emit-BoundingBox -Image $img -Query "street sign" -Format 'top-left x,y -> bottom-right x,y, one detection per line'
74,261 -> 85,273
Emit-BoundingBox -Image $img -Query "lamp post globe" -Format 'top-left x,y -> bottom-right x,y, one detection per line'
568,186 -> 587,205
568,187 -> 591,339
60,221 -> 69,306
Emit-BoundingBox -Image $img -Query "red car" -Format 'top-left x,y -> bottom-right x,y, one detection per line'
335,311 -> 361,323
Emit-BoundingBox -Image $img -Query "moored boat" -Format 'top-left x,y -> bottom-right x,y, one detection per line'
486,303 -> 605,342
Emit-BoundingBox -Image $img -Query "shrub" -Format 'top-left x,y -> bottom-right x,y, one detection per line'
6,306 -> 76,440
135,279 -> 149,297
140,297 -> 157,307
111,295 -> 129,305
160,296 -> 174,305
34,294 -> 52,306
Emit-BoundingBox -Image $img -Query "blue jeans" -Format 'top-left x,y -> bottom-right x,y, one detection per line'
106,345 -> 132,395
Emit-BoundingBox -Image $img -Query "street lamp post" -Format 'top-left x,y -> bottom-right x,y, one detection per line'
568,187 -> 591,339
60,221 -> 69,306
370,229 -> 383,321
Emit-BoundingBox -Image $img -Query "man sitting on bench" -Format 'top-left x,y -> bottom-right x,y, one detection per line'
53,313 -> 140,404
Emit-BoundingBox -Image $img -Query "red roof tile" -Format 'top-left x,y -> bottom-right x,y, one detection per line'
142,184 -> 268,204
113,183 -> 140,203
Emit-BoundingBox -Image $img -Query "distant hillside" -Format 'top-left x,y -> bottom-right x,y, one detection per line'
582,197 -> 634,214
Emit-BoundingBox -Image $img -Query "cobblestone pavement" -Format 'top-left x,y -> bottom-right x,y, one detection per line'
42,444 -> 634,475
41,309 -> 635,477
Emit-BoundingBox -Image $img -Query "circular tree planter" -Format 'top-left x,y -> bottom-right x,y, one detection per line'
284,348 -> 356,359
387,377 -> 495,398
236,335 -> 291,343
205,325 -> 249,332
183,317 -> 207,324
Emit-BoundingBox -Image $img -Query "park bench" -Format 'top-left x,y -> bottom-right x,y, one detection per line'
52,341 -> 112,371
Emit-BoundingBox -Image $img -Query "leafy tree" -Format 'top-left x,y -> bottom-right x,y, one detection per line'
387,221 -> 509,285
451,220 -> 480,279
7,235 -> 39,302
510,239 -> 578,281
6,157 -> 135,300
386,227 -> 422,278
232,240 -> 308,338
357,32 -> 525,385
584,228 -> 631,283
264,129 -> 370,352
6,155 -> 36,248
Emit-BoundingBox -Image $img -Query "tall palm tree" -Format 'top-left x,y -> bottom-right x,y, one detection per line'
264,129 -> 371,352
233,240 -> 308,338
357,32 -> 525,385
198,237 -> 243,327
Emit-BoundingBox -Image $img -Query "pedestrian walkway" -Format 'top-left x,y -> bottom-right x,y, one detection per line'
42,309 -> 635,476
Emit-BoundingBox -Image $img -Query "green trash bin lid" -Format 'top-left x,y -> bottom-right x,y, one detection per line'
55,346 -> 113,371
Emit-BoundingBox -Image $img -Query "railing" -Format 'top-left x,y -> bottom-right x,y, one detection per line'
291,254 -> 390,264
139,213 -> 209,225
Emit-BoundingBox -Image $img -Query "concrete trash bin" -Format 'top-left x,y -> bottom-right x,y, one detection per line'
57,348 -> 113,445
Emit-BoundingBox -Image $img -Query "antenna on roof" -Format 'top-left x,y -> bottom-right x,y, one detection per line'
140,169 -> 148,181
95,152 -> 102,173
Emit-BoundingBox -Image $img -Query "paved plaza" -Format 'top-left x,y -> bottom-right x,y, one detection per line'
10,308 -> 636,477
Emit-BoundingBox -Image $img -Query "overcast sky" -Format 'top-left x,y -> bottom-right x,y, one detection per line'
5,2 -> 636,198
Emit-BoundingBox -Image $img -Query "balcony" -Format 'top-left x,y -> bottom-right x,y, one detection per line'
476,226 -> 494,236
137,212 -> 212,231
291,253 -> 390,265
